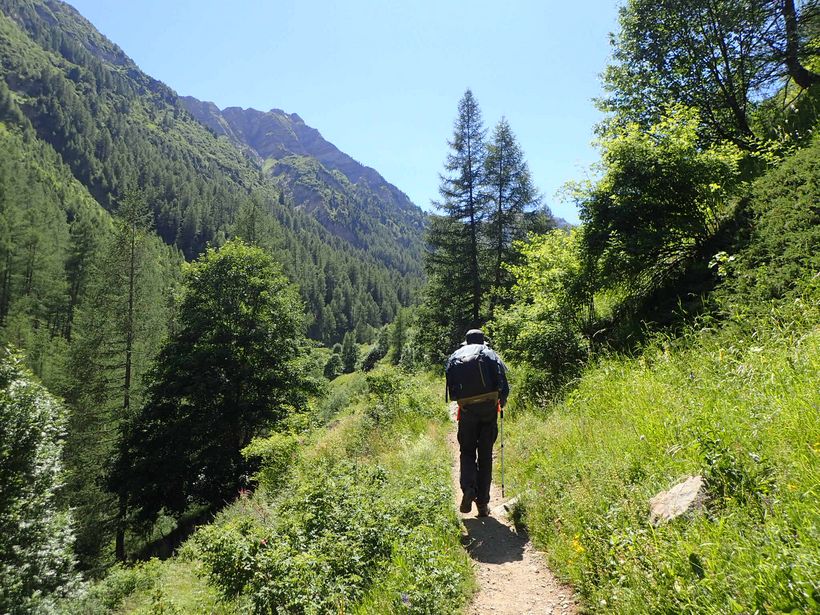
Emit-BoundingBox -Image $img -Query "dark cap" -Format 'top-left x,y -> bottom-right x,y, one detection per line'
465,329 -> 485,344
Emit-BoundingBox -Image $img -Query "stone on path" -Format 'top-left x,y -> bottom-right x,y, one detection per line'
649,475 -> 706,526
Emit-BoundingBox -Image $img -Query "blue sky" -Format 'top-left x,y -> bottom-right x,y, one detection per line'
69,1 -> 622,223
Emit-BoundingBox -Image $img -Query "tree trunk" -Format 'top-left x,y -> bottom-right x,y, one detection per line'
124,218 -> 136,417
490,144 -> 505,321
115,493 -> 127,561
783,0 -> 820,88
466,131 -> 482,326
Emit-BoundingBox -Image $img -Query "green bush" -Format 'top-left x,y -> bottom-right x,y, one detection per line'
719,136 -> 820,307
58,560 -> 163,614
196,368 -> 469,614
323,352 -> 343,380
0,349 -> 78,613
196,461 -> 464,614
491,229 -> 590,399
242,432 -> 300,492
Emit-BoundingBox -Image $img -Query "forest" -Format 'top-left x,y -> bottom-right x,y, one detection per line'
1,0 -> 819,613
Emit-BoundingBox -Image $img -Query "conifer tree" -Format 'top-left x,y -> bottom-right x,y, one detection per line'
389,309 -> 407,365
63,190 -> 176,566
341,330 -> 359,373
484,117 -> 538,319
418,90 -> 488,360
437,89 -> 487,325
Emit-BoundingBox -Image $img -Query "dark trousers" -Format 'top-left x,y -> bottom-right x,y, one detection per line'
457,402 -> 498,505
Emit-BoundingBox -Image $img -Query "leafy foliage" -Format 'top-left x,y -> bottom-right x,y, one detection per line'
602,0 -> 820,148
490,229 -> 590,396
0,349 -> 78,612
581,106 -> 745,297
114,240 -> 315,525
194,368 -> 470,615
241,432 -> 300,493
718,134 -> 820,305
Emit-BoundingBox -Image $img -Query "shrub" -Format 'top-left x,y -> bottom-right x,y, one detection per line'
719,136 -> 820,307
0,349 -> 78,613
196,370 -> 468,614
241,432 -> 300,492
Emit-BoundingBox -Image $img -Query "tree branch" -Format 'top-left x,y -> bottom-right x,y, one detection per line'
783,0 -> 820,88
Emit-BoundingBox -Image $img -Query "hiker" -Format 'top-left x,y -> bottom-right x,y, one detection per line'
445,328 -> 509,517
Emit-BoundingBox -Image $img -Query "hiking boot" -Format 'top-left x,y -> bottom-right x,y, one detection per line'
460,492 -> 474,513
476,503 -> 490,517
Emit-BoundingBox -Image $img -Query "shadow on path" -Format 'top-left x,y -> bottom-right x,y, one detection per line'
461,515 -> 527,564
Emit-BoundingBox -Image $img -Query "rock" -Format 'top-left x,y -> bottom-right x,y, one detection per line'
491,493 -> 527,519
649,475 -> 706,526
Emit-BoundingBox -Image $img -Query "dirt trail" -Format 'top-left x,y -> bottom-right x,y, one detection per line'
449,404 -> 577,615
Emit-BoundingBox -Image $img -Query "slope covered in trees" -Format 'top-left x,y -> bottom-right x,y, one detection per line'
180,97 -> 426,276
0,0 -> 422,344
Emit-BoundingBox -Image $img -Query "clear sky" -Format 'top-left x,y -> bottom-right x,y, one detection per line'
69,0 -> 622,224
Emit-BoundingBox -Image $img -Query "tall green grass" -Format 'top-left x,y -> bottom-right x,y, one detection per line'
504,302 -> 819,613
60,367 -> 471,614
192,367 -> 472,614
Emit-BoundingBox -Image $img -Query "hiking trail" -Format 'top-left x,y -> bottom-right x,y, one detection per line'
449,403 -> 577,615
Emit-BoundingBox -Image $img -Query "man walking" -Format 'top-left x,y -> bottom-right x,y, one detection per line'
446,329 -> 509,517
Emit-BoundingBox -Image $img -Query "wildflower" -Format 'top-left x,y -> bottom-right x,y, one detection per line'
572,534 -> 585,554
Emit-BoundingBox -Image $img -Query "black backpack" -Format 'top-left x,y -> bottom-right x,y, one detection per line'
445,344 -> 498,404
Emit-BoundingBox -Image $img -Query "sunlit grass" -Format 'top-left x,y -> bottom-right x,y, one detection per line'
504,306 -> 820,612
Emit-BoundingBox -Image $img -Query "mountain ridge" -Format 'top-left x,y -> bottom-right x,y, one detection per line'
180,96 -> 417,209
180,95 -> 426,264
0,0 -> 423,341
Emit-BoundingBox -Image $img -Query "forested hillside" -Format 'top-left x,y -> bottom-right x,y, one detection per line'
180,98 -> 426,276
1,0 -> 819,613
0,0 -> 423,344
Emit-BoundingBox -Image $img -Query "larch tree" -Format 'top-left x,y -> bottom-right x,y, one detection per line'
62,190 -> 176,566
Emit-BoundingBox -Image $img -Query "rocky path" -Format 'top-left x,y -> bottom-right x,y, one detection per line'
449,404 -> 577,615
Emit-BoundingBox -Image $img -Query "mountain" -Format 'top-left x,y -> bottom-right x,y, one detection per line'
180,98 -> 426,273
0,0 -> 424,342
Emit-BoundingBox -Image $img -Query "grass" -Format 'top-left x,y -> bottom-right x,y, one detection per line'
67,366 -> 473,614
192,366 -> 473,614
502,300 -> 820,613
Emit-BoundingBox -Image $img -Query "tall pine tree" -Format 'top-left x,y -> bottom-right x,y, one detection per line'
484,117 -> 538,319
418,90 -> 487,361
62,190 -> 177,566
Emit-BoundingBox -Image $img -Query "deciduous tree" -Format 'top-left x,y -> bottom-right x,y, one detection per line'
113,240 -> 314,531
